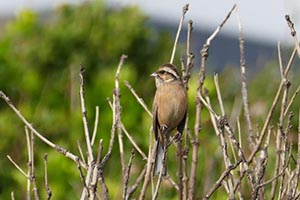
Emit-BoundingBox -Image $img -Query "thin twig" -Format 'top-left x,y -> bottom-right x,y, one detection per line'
91,106 -> 99,146
11,192 -> 15,200
76,158 -> 88,197
25,126 -> 31,199
292,109 -> 300,197
177,135 -> 183,200
7,155 -> 28,178
236,7 -> 254,148
214,73 -> 225,116
204,160 -> 242,200
277,42 -> 284,79
43,154 -> 52,200
96,139 -> 103,165
0,91 -> 86,168
124,81 -> 152,117
165,175 -> 179,191
139,128 -> 155,200
170,4 -> 189,64
98,169 -> 109,200
285,15 -> 300,59
189,5 -> 236,198
182,20 -> 194,200
153,145 -> 167,200
123,149 -> 135,200
77,140 -> 87,165
283,83 -> 300,117
79,65 -> 96,200
183,20 -> 194,89
247,47 -> 296,164
79,65 -> 94,162
127,166 -> 146,197
107,99 -> 147,160
30,132 -> 39,200
100,54 -> 127,168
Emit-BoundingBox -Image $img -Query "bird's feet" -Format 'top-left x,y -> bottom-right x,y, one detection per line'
173,131 -> 182,143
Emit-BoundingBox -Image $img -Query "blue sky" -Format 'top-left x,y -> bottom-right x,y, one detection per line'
0,0 -> 298,45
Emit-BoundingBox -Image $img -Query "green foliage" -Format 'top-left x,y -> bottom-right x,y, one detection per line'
0,1 -> 172,198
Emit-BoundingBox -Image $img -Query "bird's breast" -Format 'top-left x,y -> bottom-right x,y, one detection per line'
155,83 -> 187,130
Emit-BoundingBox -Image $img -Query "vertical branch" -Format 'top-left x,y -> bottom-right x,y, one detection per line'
277,42 -> 284,79
139,128 -> 155,200
292,109 -> 300,197
182,126 -> 190,200
182,22 -> 194,200
43,154 -> 52,200
170,4 -> 189,64
189,4 -> 237,199
123,150 -> 135,200
79,65 -> 94,162
11,192 -> 15,200
114,54 -> 127,182
271,127 -> 283,199
91,106 -> 99,147
79,65 -> 95,200
177,137 -> 183,200
182,21 -> 194,199
278,112 -> 293,199
25,127 -> 31,200
30,131 -> 39,200
247,47 -> 296,164
182,20 -> 194,89
99,55 -> 127,167
236,7 -> 254,149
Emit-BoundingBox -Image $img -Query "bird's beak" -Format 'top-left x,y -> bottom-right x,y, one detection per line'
150,72 -> 157,77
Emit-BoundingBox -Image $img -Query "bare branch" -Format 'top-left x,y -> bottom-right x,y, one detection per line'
108,99 -> 147,160
236,7 -> 254,148
204,160 -> 242,200
123,149 -> 135,200
189,5 -> 236,198
91,106 -> 100,147
0,91 -> 86,168
170,4 -> 189,64
247,47 -> 296,164
285,15 -> 300,59
124,81 -> 152,117
79,65 -> 94,163
100,54 -> 128,167
43,154 -> 52,200
7,155 -> 28,178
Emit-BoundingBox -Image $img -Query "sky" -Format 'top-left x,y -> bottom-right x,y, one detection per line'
0,0 -> 299,46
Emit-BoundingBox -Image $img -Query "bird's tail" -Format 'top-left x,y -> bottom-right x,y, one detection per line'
153,140 -> 167,176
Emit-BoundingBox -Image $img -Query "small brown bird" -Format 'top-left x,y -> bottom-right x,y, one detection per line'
151,63 -> 188,176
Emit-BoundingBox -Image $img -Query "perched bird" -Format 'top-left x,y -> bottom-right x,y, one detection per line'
151,63 -> 188,176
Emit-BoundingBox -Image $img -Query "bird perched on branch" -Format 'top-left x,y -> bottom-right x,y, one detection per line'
151,63 -> 188,176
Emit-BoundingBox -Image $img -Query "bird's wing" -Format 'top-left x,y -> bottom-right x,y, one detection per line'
177,110 -> 187,134
153,104 -> 159,140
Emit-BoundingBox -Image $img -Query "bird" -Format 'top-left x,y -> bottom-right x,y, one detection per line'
151,63 -> 188,176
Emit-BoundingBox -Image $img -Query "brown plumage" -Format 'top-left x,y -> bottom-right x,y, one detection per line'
151,63 -> 188,176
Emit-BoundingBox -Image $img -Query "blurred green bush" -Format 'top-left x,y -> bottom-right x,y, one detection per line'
0,1 -> 173,199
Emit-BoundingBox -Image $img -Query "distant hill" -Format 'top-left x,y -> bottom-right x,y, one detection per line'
150,20 -> 280,74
